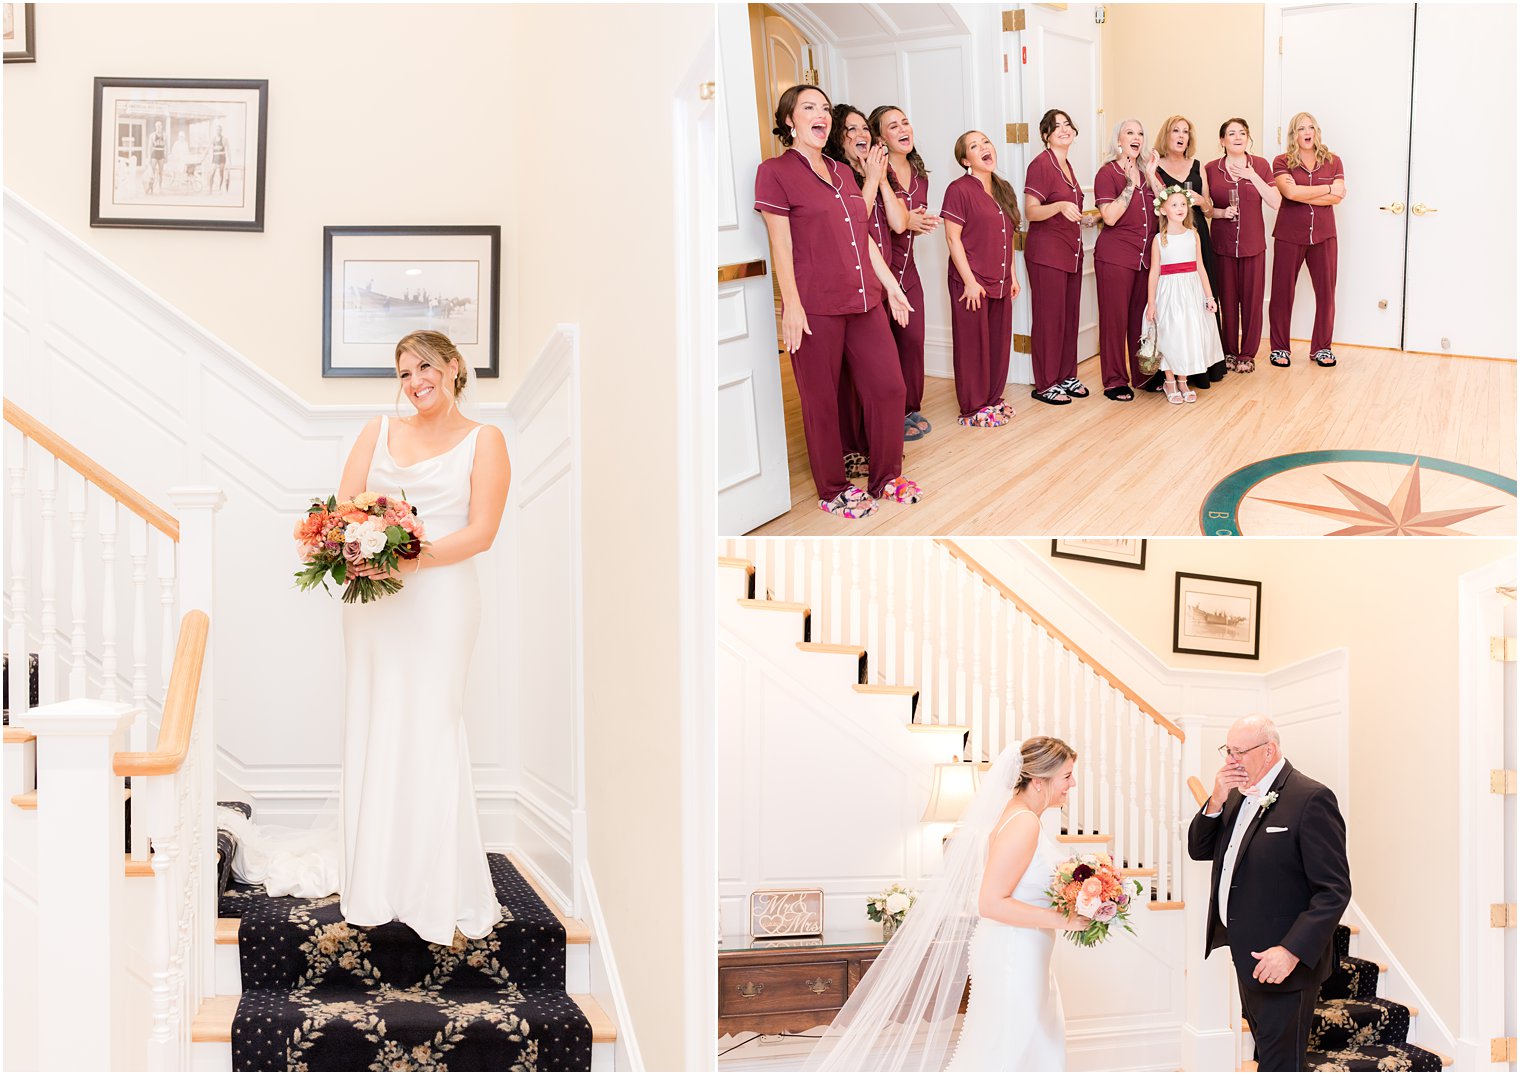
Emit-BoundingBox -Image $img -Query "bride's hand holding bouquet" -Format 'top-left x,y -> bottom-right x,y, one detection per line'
1047,851 -> 1144,947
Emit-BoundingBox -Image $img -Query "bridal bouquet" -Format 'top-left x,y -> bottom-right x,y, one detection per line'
293,492 -> 426,604
1047,852 -> 1144,948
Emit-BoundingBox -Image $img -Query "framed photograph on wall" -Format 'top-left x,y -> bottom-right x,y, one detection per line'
322,225 -> 501,379
90,77 -> 268,230
1051,538 -> 1147,570
3,3 -> 35,62
1173,572 -> 1262,660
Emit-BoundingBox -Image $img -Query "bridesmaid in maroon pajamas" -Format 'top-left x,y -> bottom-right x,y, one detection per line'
1269,112 -> 1345,368
1204,118 -> 1280,374
1093,118 -> 1160,400
1023,109 -> 1093,406
940,130 -> 1023,427
870,104 -> 939,442
755,85 -> 923,519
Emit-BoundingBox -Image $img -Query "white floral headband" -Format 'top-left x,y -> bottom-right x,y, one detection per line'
1153,184 -> 1197,215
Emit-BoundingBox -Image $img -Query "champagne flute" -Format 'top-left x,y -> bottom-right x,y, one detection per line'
1229,188 -> 1240,220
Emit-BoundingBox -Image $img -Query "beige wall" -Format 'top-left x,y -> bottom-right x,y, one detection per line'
1102,5 -> 1266,169
1035,537 -> 1514,1032
2,4 -> 521,403
505,7 -> 709,1072
6,5 -> 710,1067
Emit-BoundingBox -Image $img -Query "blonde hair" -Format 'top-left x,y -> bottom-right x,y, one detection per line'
1104,118 -> 1145,164
1013,736 -> 1077,792
394,330 -> 468,407
1155,187 -> 1196,247
1154,115 -> 1196,158
1284,111 -> 1333,169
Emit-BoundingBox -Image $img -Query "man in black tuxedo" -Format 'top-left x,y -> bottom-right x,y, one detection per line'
1188,715 -> 1351,1071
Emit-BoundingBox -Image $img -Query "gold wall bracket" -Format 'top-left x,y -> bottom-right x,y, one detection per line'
1013,334 -> 1033,355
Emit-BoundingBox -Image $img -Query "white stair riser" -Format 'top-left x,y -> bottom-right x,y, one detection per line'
720,602 -> 809,655
717,561 -> 754,600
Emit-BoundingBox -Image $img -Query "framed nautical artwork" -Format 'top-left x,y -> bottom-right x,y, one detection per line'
1173,572 -> 1262,660
322,225 -> 501,379
90,77 -> 268,230
1051,538 -> 1147,570
3,4 -> 35,63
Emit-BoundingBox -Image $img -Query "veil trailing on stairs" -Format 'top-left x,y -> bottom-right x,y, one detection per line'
804,742 -> 1024,1072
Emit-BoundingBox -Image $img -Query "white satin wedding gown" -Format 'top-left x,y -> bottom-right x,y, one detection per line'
225,415 -> 500,947
945,809 -> 1067,1071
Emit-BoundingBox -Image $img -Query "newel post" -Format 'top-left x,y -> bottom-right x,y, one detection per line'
25,698 -> 138,1070
168,485 -> 224,993
1177,712 -> 1237,1072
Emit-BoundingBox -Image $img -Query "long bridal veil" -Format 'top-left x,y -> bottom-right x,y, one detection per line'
804,742 -> 1024,1072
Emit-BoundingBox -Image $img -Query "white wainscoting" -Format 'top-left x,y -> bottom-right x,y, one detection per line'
2,193 -> 580,876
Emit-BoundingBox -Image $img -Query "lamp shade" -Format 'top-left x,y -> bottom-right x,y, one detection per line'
920,761 -> 982,824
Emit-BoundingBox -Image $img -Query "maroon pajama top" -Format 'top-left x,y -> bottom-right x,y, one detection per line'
1269,152 -> 1345,354
1092,162 -> 1154,389
1093,161 -> 1153,271
940,174 -> 1015,298
1205,155 -> 1272,258
1024,149 -> 1085,391
1271,153 -> 1345,247
1024,149 -> 1084,274
940,173 -> 1017,416
1205,155 -> 1272,358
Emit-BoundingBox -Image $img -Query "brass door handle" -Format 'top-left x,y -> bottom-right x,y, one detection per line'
1411,202 -> 1438,216
737,981 -> 765,999
804,977 -> 833,995
718,259 -> 767,283
1379,201 -> 1405,215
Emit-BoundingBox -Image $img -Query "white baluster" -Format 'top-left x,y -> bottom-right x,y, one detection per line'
790,539 -> 804,604
97,494 -> 120,702
1128,703 -> 1140,869
849,545 -> 862,648
129,517 -> 150,748
1098,686 -> 1110,839
755,541 -> 771,600
1019,613 -> 1031,746
953,563 -> 966,735
1000,600 -> 1014,759
158,538 -> 177,691
1081,669 -> 1094,833
903,544 -> 918,694
1158,729 -> 1172,902
987,593 -> 1001,762
144,777 -> 177,1069
829,539 -> 843,644
68,472 -> 89,697
809,541 -> 823,637
935,550 -> 950,725
1111,691 -> 1126,862
36,453 -> 59,703
865,543 -> 881,682
970,581 -> 983,763
1036,630 -> 1047,733
918,548 -> 934,723
883,543 -> 897,684
1143,718 -> 1155,877
5,429 -> 29,725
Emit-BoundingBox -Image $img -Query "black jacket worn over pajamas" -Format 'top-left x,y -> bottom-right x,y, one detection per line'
1187,759 -> 1352,994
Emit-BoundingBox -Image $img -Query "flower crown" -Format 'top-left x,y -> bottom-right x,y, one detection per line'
1153,184 -> 1197,215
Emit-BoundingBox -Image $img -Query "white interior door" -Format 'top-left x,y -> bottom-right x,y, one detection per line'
1278,4 -> 1412,350
1403,3 -> 1516,359
760,13 -> 816,158
1018,3 -> 1103,364
718,5 -> 791,535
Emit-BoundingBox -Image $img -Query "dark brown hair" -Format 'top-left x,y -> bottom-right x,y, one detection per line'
953,130 -> 1021,227
868,105 -> 929,180
1038,108 -> 1078,145
824,104 -> 868,179
772,84 -> 832,148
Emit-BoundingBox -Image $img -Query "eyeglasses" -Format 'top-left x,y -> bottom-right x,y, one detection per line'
1218,741 -> 1270,761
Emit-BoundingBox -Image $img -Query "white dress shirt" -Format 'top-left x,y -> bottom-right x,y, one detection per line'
1206,755 -> 1286,926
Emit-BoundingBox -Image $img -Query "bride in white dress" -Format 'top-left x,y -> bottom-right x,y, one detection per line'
807,736 -> 1087,1072
223,331 -> 510,948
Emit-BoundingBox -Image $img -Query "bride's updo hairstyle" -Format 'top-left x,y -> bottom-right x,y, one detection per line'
1014,735 -> 1077,792
394,330 -> 468,403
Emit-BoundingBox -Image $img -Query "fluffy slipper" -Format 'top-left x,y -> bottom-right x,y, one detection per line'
843,452 -> 870,480
879,477 -> 923,504
1103,386 -> 1134,401
956,406 -> 1007,429
819,488 -> 877,519
903,415 -> 927,442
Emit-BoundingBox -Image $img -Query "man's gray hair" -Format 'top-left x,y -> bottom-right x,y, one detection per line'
1238,713 -> 1280,745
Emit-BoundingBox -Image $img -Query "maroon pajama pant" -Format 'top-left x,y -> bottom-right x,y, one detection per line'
949,287 -> 1013,418
893,271 -> 927,414
794,306 -> 906,501
1269,237 -> 1337,354
1028,263 -> 1082,392
1095,261 -> 1148,389
1218,252 -> 1266,360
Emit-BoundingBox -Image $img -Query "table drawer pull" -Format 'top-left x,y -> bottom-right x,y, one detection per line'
737,981 -> 765,999
804,977 -> 832,995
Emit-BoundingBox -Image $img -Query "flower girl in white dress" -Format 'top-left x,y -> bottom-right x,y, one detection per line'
1145,186 -> 1226,404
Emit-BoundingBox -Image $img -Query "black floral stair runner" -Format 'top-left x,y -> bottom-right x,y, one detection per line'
1290,925 -> 1443,1072
217,805 -> 591,1072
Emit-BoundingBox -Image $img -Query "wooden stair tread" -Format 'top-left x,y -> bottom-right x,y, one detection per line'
216,918 -> 240,944
797,642 -> 865,656
716,556 -> 754,571
1121,866 -> 1157,877
505,852 -> 592,945
909,723 -> 968,734
10,790 -> 35,809
736,598 -> 810,613
125,854 -> 153,877
1057,833 -> 1110,843
852,684 -> 917,696
3,727 -> 35,744
572,993 -> 617,1043
191,993 -> 238,1042
1147,900 -> 1185,910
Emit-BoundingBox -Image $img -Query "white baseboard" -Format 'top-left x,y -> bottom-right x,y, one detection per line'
576,857 -> 641,1072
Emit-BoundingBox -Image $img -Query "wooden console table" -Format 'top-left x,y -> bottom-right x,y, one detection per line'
717,934 -> 886,1038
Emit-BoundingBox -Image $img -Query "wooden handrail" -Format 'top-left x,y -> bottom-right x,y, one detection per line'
937,539 -> 1185,742
4,399 -> 180,542
1188,775 -> 1209,807
113,610 -> 208,777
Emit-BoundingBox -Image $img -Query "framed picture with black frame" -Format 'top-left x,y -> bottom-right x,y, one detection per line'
1173,572 -> 1262,660
1051,538 -> 1147,570
322,225 -> 501,380
4,4 -> 35,62
90,77 -> 268,230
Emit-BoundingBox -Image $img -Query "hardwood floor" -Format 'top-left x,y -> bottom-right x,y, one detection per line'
749,345 -> 1516,536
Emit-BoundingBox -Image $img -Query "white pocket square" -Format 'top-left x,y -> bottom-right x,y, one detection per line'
1266,826 -> 1288,833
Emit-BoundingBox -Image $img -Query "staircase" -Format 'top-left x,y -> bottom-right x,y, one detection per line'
192,804 -> 613,1071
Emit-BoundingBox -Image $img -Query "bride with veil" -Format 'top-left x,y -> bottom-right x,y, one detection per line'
806,736 -> 1088,1072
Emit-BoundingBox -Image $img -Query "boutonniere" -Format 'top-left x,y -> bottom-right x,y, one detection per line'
1255,791 -> 1279,817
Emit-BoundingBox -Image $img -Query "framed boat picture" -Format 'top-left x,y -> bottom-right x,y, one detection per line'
1173,572 -> 1261,660
4,3 -> 35,62
90,77 -> 268,230
1051,538 -> 1146,570
322,225 -> 501,379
